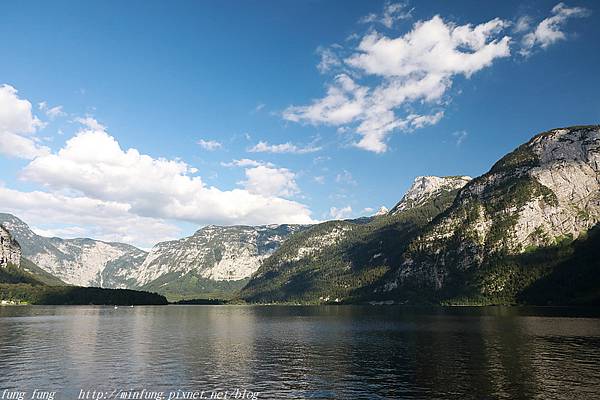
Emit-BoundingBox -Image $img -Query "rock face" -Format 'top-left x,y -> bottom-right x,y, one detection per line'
389,176 -> 472,215
0,213 -> 147,287
391,126 -> 600,293
134,224 -> 307,287
241,177 -> 463,303
0,225 -> 21,267
0,213 -> 307,296
374,206 -> 389,216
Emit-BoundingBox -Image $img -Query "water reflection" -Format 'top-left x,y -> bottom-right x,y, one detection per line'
0,306 -> 599,399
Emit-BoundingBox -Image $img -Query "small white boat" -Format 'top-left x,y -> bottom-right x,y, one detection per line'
114,305 -> 118,309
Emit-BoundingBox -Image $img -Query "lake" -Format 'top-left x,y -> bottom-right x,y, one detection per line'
0,305 -> 599,400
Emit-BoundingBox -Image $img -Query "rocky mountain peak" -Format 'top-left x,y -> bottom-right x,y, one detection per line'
390,175 -> 472,215
374,206 -> 389,216
0,213 -> 36,241
0,225 -> 21,267
392,125 -> 600,294
531,126 -> 599,164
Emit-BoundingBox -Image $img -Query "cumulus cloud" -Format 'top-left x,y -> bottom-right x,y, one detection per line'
329,205 -> 353,220
285,3 -> 590,153
197,139 -> 223,151
240,165 -> 299,197
0,185 -> 180,246
248,140 -> 321,154
0,84 -> 49,159
15,118 -> 314,245
284,15 -> 511,153
520,3 -> 590,55
222,157 -> 302,202
348,16 -> 511,77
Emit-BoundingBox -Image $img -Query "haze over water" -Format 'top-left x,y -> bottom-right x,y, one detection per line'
0,306 -> 599,400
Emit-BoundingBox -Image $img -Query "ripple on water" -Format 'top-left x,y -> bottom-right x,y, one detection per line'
0,305 -> 599,399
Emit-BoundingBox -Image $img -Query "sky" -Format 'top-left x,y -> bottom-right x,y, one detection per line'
0,0 -> 599,248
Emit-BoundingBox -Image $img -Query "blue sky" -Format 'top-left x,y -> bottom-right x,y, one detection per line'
0,0 -> 598,248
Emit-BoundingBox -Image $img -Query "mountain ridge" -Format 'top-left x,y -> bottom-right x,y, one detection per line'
0,213 -> 147,288
1,125 -> 598,304
134,223 -> 308,299
379,125 -> 600,303
241,125 -> 600,305
389,175 -> 472,215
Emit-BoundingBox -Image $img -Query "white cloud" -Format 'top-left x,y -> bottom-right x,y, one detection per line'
335,170 -> 357,186
360,1 -> 414,28
408,111 -> 444,129
197,139 -> 223,151
76,116 -> 106,131
284,74 -> 368,126
0,84 -> 48,159
347,17 -> 510,78
18,118 -> 314,234
38,101 -> 66,119
0,185 -> 180,247
240,165 -> 299,198
453,130 -> 468,146
284,15 -> 511,152
221,158 -> 273,168
248,140 -> 321,154
317,46 -> 342,73
329,205 -> 353,220
313,175 -> 325,184
513,16 -> 532,33
521,3 -> 589,55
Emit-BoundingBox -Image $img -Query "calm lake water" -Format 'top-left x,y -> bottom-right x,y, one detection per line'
0,305 -> 599,400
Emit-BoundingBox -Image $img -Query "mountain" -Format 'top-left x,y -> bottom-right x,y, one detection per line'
0,224 -> 21,268
0,213 -> 147,288
241,125 -> 600,305
0,224 -> 166,305
240,176 -> 470,303
134,224 -> 307,299
0,225 -> 63,286
0,224 -> 33,285
19,257 -> 67,286
0,213 -> 307,299
379,125 -> 600,304
2,125 -> 597,305
389,176 -> 472,215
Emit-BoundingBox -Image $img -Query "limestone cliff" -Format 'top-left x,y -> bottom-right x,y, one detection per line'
388,125 -> 600,294
389,176 -> 472,215
0,225 -> 21,267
